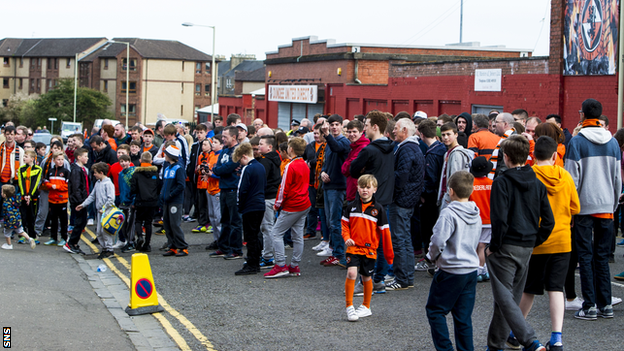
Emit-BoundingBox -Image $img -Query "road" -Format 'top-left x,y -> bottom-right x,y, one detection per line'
3,220 -> 624,350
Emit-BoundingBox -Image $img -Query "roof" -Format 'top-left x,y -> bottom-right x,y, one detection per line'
223,60 -> 264,77
112,38 -> 212,61
235,66 -> 265,82
0,37 -> 107,57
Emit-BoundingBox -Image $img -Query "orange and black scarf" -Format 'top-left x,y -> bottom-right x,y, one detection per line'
314,142 -> 326,189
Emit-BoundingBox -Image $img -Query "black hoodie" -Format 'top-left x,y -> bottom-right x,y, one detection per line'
455,112 -> 473,148
130,165 -> 161,206
69,163 -> 89,205
257,150 -> 282,200
489,165 -> 555,253
349,137 -> 396,206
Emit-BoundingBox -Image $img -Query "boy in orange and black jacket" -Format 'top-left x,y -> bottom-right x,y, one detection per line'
342,174 -> 393,322
43,152 -> 70,245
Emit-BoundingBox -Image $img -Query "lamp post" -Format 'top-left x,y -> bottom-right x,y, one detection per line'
108,40 -> 130,129
73,52 -> 85,123
182,22 -> 216,123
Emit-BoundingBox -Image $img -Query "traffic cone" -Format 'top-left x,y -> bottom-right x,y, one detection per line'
125,253 -> 164,316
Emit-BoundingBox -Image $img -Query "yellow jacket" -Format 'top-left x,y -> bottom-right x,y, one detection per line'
532,164 -> 580,254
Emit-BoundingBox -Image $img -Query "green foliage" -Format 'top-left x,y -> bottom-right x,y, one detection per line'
0,92 -> 39,128
33,79 -> 112,133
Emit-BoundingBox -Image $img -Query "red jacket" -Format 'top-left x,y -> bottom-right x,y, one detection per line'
46,166 -> 70,204
274,157 -> 310,212
108,162 -> 122,196
341,134 -> 370,202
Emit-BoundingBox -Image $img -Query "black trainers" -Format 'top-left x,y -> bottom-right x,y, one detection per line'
73,245 -> 86,255
91,237 -> 99,244
235,264 -> 260,275
97,250 -> 114,259
138,244 -> 151,252
597,304 -> 614,318
224,253 -> 243,260
175,249 -> 189,257
205,241 -> 218,250
159,243 -> 169,251
163,249 -> 178,256
506,335 -> 521,349
385,280 -> 408,291
574,306 -> 598,320
135,235 -> 145,250
121,243 -> 136,253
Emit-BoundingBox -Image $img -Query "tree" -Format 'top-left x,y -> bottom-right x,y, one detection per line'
34,79 -> 112,133
0,92 -> 39,128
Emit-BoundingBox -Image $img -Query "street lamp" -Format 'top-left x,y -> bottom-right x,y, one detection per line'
73,52 -> 85,123
108,40 -> 130,129
182,22 -> 217,123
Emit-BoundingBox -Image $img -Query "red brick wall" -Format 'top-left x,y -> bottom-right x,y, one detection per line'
358,60 -> 389,84
562,75 -> 619,133
267,60 -> 348,84
390,58 -> 549,78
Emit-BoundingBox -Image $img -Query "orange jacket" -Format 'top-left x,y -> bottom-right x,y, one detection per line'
469,176 -> 492,225
341,197 -> 394,264
46,166 -> 70,204
532,164 -> 580,254
207,151 -> 220,195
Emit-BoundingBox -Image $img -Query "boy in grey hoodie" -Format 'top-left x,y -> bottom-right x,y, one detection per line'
426,170 -> 481,351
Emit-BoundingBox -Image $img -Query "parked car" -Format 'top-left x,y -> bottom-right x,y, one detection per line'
61,122 -> 82,143
32,130 -> 52,146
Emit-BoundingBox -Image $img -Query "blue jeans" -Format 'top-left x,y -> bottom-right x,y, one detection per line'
306,186 -> 318,236
575,215 -> 613,309
426,270 -> 477,351
324,189 -> 345,260
373,207 -> 391,283
217,189 -> 243,255
387,203 -> 415,286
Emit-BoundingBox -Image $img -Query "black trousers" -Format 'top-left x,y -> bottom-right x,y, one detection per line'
243,211 -> 265,267
69,207 -> 88,246
196,188 -> 209,226
135,206 -> 156,246
49,202 -> 68,242
20,199 -> 37,238
420,193 -> 440,254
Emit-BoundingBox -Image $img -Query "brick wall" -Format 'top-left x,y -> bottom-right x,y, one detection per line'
390,58 -> 549,78
267,60 -> 347,84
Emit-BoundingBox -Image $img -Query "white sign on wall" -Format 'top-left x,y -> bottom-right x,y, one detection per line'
474,69 -> 502,92
268,85 -> 318,104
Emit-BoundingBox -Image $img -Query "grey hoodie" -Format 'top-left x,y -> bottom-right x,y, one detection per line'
80,176 -> 115,211
437,145 -> 475,209
427,201 -> 481,275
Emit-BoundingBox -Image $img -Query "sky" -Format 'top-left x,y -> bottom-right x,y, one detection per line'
3,0 -> 552,60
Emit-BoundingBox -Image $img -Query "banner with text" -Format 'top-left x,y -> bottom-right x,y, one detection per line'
564,0 -> 618,75
474,69 -> 502,92
268,85 -> 318,104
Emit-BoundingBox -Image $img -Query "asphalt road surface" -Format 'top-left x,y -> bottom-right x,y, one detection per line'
5,219 -> 624,350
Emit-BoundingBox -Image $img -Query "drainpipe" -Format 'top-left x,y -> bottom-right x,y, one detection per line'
354,59 -> 362,84
296,41 -> 303,62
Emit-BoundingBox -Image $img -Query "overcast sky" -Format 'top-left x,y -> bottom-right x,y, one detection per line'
4,0 -> 552,60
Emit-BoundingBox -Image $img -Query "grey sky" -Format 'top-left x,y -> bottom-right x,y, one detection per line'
4,0 -> 552,59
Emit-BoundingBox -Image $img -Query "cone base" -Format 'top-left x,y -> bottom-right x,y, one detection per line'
125,304 -> 164,316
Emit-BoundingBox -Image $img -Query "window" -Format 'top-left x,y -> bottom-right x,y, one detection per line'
36,79 -> 40,92
54,59 -> 58,70
30,58 -> 36,70
181,105 -> 184,116
66,58 -> 71,67
19,58 -> 23,68
122,58 -> 137,71
205,62 -> 210,72
47,58 -> 52,69
181,82 -> 184,93
226,77 -> 233,89
196,62 -> 201,74
104,58 -> 108,70
18,78 -> 22,89
195,83 -> 201,95
2,78 -> 8,89
103,80 -> 108,92
3,57 -> 9,66
2,99 -> 7,107
120,104 -> 136,115
48,79 -> 52,88
204,84 -> 210,96
30,79 -> 34,90
182,61 -> 185,72
121,81 -> 137,94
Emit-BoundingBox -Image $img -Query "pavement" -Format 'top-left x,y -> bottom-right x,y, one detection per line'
3,220 -> 624,350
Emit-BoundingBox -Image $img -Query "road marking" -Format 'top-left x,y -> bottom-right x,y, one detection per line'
82,228 -> 216,350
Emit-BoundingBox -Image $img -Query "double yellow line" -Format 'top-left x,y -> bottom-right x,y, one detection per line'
81,229 -> 216,351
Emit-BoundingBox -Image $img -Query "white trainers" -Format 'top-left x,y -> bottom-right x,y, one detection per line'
346,305 -> 359,322
112,240 -> 126,249
312,241 -> 329,251
355,305 -> 372,318
612,296 -> 622,306
87,218 -> 94,226
316,247 -> 333,257
29,238 -> 36,249
1,243 -> 13,250
415,259 -> 430,271
565,297 -> 584,311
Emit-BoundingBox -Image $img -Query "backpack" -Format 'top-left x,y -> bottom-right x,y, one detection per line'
101,203 -> 125,236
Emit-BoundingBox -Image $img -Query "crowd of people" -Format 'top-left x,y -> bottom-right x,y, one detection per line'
2,98 -> 623,351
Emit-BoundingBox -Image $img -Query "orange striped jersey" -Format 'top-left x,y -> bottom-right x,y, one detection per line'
469,176 -> 492,225
46,166 -> 70,204
341,197 -> 394,264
